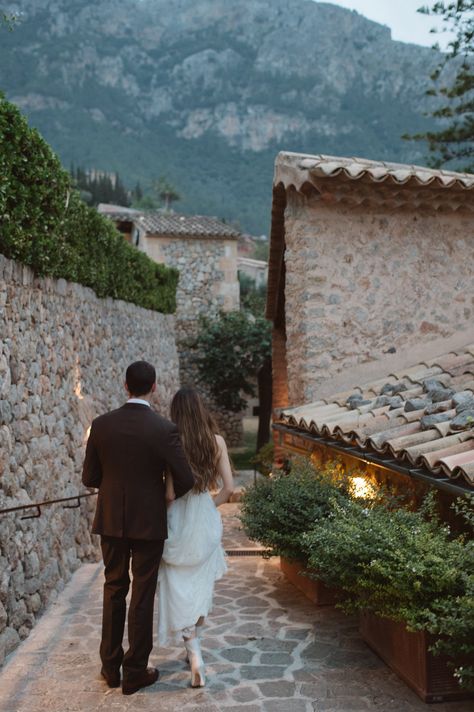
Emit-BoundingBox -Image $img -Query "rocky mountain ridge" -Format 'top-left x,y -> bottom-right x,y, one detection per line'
1,0 -> 442,233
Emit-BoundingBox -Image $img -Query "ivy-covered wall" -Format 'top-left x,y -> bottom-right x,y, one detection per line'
0,94 -> 178,313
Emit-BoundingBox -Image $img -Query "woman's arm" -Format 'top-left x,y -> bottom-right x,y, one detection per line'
212,435 -> 234,507
165,471 -> 176,507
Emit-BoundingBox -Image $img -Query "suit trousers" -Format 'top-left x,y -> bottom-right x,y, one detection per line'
100,535 -> 164,679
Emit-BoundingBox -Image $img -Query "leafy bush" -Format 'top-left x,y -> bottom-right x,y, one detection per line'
303,494 -> 474,690
195,310 -> 271,412
0,94 -> 178,312
240,458 -> 351,561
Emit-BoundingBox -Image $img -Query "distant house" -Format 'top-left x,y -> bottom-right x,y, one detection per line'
99,205 -> 240,337
266,152 -> 474,499
100,205 -> 242,442
237,256 -> 268,289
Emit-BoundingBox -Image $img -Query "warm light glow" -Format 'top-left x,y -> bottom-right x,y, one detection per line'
75,381 -> 84,400
351,476 -> 376,499
84,426 -> 91,444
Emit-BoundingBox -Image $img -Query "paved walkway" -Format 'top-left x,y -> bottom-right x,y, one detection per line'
0,505 -> 472,712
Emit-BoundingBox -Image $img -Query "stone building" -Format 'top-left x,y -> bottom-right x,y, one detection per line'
99,207 -> 243,442
266,151 -> 474,509
266,152 -> 474,415
238,256 -> 268,290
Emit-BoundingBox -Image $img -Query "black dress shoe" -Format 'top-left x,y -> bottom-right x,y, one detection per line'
100,667 -> 121,688
122,667 -> 159,696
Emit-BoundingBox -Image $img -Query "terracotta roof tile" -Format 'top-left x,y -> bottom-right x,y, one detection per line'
280,153 -> 474,190
405,431 -> 473,466
452,461 -> 474,484
137,212 -> 240,238
421,437 -> 474,471
438,450 -> 474,477
99,206 -> 240,238
280,343 -> 474,488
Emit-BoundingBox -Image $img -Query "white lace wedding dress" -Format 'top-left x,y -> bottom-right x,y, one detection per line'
157,489 -> 227,645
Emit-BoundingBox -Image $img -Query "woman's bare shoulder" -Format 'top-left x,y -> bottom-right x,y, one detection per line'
215,433 -> 227,450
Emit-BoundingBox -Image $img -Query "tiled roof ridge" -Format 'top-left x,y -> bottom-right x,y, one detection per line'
276,151 -> 474,190
99,207 -> 241,238
280,343 -> 474,488
138,211 -> 240,238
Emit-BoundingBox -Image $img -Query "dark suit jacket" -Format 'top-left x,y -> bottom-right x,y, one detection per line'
82,403 -> 195,540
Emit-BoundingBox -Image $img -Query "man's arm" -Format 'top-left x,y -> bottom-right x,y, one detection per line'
82,422 -> 102,488
164,425 -> 195,498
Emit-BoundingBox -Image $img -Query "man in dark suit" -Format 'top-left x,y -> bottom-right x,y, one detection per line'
82,361 -> 195,696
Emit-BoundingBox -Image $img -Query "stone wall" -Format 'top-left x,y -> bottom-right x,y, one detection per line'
142,233 -> 243,445
0,254 -> 179,664
283,195 -> 474,406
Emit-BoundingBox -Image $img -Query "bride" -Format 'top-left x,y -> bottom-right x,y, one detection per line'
157,387 -> 234,687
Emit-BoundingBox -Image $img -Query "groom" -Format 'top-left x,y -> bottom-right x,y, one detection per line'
82,361 -> 195,695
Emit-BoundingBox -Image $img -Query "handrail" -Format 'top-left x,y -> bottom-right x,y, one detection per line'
0,492 -> 97,520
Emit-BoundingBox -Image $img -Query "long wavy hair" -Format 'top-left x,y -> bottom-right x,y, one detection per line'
170,387 -> 221,493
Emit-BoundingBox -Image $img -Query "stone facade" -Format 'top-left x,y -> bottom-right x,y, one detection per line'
141,232 -> 243,445
0,254 -> 179,664
284,200 -> 474,405
266,154 -> 474,411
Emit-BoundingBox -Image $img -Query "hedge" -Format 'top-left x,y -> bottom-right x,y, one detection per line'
0,94 -> 178,313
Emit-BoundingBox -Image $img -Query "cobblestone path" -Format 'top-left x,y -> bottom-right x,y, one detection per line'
0,504 -> 472,712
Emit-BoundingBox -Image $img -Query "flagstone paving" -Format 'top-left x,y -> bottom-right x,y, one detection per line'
0,506 -> 472,712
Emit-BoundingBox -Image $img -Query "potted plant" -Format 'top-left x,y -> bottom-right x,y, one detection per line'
302,494 -> 474,702
240,457 -> 349,604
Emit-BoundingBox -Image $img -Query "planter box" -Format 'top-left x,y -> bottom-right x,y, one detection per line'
280,557 -> 337,606
360,612 -> 472,703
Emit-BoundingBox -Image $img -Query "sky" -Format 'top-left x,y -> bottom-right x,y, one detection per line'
314,0 -> 455,48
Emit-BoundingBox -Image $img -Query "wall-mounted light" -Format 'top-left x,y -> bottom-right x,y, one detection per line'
350,475 -> 376,500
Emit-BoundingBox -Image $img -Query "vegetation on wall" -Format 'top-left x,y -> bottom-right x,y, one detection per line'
0,95 -> 178,313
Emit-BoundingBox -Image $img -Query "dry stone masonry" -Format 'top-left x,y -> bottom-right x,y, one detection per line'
143,233 -> 242,444
283,200 -> 474,406
0,254 -> 179,664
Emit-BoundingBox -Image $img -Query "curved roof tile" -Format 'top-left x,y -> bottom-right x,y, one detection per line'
277,152 -> 474,191
279,343 -> 474,488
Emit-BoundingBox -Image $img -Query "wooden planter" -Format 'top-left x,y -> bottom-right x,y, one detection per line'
280,557 -> 337,606
360,612 -> 472,703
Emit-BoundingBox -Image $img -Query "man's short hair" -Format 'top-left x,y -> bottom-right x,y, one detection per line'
126,361 -> 156,397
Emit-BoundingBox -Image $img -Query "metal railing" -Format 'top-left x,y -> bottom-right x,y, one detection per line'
0,492 -> 97,520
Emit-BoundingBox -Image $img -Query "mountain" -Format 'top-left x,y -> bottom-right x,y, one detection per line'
0,0 -> 442,234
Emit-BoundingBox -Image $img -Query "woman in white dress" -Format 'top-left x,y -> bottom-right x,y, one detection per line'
158,387 -> 234,688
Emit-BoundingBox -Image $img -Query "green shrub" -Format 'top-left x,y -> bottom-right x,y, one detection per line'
240,457 -> 351,561
302,495 -> 474,690
194,310 -> 272,412
0,94 -> 178,312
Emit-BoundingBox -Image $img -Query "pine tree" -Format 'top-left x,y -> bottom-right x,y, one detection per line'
407,2 -> 474,170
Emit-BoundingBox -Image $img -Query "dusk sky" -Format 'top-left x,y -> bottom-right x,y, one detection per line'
315,0 -> 455,48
